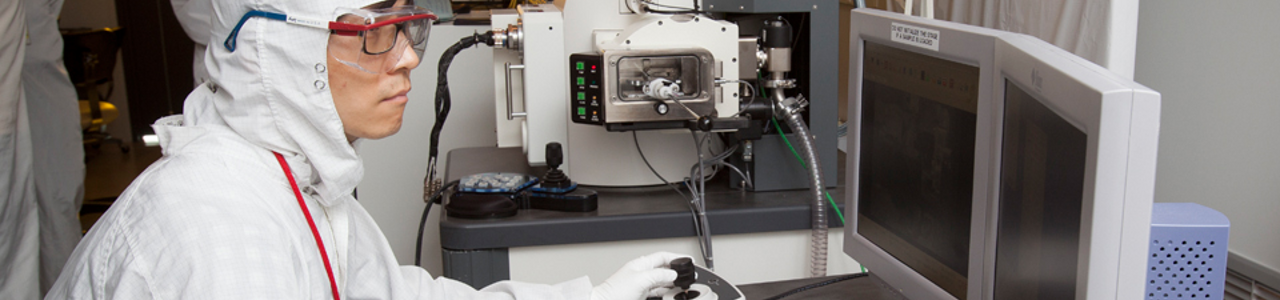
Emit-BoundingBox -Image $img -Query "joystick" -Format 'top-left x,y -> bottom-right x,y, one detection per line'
671,257 -> 696,290
528,142 -> 598,212
661,258 -> 742,300
541,143 -> 571,189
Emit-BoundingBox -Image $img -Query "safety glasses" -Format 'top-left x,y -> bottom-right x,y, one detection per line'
223,5 -> 437,74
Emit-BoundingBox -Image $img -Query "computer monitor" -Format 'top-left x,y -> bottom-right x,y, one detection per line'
843,8 -> 1008,300
987,34 -> 1160,300
845,8 -> 1162,300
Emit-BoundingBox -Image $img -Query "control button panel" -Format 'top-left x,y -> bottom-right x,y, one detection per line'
569,53 -> 604,125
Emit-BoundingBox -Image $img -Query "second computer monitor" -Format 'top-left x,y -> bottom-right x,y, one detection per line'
989,34 -> 1160,300
845,8 -> 1007,300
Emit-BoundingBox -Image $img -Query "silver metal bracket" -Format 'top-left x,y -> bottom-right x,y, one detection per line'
505,62 -> 527,120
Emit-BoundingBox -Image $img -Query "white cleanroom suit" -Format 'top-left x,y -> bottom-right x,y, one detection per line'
1,1 -> 42,299
45,0 -> 679,298
22,0 -> 87,294
170,0 -> 212,85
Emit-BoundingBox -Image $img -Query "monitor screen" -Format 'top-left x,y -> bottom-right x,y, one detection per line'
856,40 -> 981,299
993,79 -> 1087,300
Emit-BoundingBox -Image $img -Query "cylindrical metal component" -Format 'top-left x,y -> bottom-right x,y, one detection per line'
771,71 -> 788,109
493,23 -> 523,50
643,78 -> 681,100
756,49 -> 768,71
766,48 -> 791,73
762,20 -> 791,48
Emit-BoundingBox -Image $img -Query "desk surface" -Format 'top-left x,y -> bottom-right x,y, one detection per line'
738,273 -> 902,300
440,147 -> 846,250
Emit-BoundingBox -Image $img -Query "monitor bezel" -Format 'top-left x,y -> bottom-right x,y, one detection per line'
845,8 -> 1009,300
988,34 -> 1160,300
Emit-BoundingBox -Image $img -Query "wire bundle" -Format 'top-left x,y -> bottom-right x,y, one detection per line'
424,31 -> 495,203
417,32 -> 494,267
633,130 -> 748,271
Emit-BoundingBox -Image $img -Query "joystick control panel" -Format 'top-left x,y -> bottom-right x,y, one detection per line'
657,258 -> 743,300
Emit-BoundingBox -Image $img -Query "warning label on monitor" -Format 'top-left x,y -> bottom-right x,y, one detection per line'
890,22 -> 940,51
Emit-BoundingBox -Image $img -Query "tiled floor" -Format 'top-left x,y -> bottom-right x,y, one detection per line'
81,140 -> 162,232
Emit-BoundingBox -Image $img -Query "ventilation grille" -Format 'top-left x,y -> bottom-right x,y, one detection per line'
1225,270 -> 1280,300
1147,239 -> 1228,299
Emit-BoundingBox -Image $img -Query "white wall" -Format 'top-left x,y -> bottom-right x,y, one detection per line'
59,0 -> 133,142
356,24 -> 497,276
1135,0 -> 1280,274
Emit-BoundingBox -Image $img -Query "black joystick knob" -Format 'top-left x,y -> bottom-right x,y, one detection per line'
671,257 -> 696,290
546,142 -> 563,169
542,143 -> 571,189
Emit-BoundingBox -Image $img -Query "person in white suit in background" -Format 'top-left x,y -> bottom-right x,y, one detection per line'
0,1 -> 41,298
22,0 -> 87,295
1,0 -> 86,298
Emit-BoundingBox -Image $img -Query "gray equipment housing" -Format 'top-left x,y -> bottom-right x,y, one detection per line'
707,0 -> 840,191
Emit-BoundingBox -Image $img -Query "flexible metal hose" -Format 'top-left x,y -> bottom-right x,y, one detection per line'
775,88 -> 828,277
786,112 -> 828,277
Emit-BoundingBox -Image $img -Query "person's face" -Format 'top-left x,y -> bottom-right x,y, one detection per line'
328,0 -> 419,142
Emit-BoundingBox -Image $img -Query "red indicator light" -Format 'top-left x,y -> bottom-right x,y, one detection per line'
591,65 -> 597,70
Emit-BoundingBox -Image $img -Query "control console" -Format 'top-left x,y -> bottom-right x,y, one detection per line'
658,258 -> 744,300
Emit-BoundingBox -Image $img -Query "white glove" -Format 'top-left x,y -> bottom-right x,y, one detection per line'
591,252 -> 692,300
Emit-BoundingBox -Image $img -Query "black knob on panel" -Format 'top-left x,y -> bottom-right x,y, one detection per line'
671,257 -> 696,290
542,142 -> 571,189
696,116 -> 714,132
546,142 -> 563,170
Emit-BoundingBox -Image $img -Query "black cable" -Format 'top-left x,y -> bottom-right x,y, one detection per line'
623,0 -> 637,13
633,131 -> 708,261
427,31 -> 495,182
430,31 -> 494,160
633,131 -> 690,200
760,273 -> 868,300
790,14 -> 806,50
642,0 -> 694,10
424,31 -> 495,212
415,180 -> 460,267
640,0 -> 702,14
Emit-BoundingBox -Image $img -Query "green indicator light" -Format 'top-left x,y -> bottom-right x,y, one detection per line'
577,77 -> 585,85
576,62 -> 584,70
577,92 -> 586,100
578,107 -> 586,115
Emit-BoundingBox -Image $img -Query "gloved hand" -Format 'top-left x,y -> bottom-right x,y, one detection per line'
591,252 -> 692,300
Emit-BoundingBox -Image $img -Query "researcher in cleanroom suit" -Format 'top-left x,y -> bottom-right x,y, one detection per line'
0,1 -> 42,299
21,0 -> 87,295
45,0 -> 687,298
